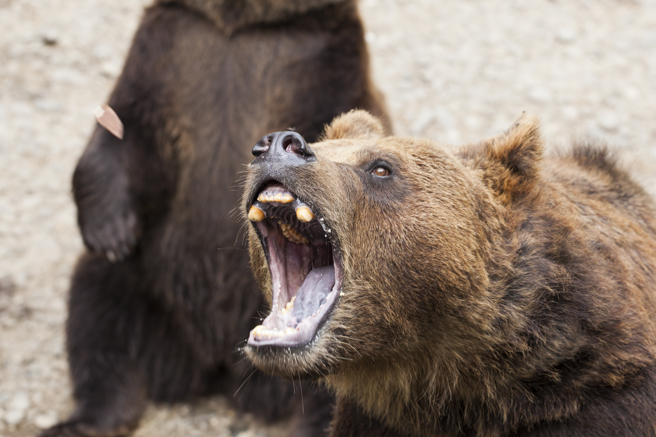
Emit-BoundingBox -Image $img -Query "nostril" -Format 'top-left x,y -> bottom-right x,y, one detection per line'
283,136 -> 295,153
283,133 -> 312,158
252,135 -> 273,157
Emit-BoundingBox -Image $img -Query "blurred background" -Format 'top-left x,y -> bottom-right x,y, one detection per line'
0,0 -> 655,435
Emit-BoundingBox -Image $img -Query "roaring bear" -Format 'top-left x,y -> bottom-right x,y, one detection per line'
45,2 -> 389,436
242,110 -> 656,436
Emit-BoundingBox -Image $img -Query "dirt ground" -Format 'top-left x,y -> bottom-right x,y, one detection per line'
1,0 -> 655,436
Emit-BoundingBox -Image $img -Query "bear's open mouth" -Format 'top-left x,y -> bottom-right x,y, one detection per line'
246,181 -> 342,348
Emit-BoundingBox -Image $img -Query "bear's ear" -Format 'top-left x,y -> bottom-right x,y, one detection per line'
320,110 -> 386,141
478,114 -> 544,203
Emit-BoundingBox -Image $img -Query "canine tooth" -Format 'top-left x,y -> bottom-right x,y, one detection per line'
282,227 -> 309,245
285,296 -> 296,310
296,206 -> 314,223
248,205 -> 265,222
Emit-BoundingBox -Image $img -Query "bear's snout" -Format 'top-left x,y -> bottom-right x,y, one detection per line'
252,131 -> 316,166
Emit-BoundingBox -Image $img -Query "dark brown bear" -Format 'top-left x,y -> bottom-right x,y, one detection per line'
242,110 -> 656,436
44,2 -> 389,436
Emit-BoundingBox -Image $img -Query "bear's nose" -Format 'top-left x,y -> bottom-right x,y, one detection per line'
252,131 -> 316,164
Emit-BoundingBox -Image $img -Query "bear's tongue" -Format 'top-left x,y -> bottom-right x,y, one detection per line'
291,265 -> 335,321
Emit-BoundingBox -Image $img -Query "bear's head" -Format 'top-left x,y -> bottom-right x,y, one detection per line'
242,110 -> 544,383
241,110 -> 656,435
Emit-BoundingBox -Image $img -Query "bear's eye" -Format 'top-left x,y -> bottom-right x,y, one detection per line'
371,166 -> 391,177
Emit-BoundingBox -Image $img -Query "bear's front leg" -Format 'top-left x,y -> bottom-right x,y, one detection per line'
73,126 -> 140,263
330,398 -> 407,437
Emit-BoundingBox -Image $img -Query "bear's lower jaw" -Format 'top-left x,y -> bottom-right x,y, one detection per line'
246,182 -> 342,349
247,262 -> 342,348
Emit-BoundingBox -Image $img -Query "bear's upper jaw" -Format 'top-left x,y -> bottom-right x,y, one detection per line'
247,181 -> 342,348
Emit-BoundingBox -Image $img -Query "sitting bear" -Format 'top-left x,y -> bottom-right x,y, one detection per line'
45,2 -> 390,436
242,110 -> 656,436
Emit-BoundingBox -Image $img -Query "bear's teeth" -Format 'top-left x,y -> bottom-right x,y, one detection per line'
252,324 -> 296,339
252,325 -> 268,337
278,221 -> 309,245
281,296 -> 296,314
295,205 -> 314,223
248,205 -> 266,222
257,192 -> 294,204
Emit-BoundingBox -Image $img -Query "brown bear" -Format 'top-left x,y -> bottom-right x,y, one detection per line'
242,110 -> 656,436
44,2 -> 390,436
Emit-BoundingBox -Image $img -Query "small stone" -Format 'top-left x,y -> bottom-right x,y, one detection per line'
101,60 -> 122,78
0,275 -> 15,295
51,68 -> 82,84
40,29 -> 59,46
34,411 -> 58,429
34,99 -> 62,112
92,44 -> 112,60
8,392 -> 30,412
562,106 -> 579,122
598,113 -> 619,132
555,29 -> 577,44
624,87 -> 639,100
4,409 -> 24,425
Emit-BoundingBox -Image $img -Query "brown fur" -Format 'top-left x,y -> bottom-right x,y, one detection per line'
157,0 -> 350,34
44,3 -> 390,436
244,111 -> 656,436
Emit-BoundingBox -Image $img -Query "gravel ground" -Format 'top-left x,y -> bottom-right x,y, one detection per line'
1,0 -> 655,436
